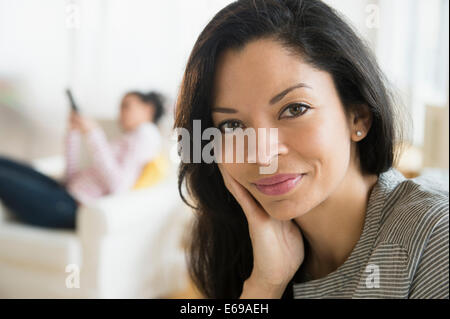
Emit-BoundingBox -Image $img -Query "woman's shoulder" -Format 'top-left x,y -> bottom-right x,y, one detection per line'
375,168 -> 448,252
383,168 -> 448,221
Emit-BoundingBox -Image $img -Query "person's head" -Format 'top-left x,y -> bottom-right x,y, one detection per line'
120,91 -> 165,131
174,0 -> 409,298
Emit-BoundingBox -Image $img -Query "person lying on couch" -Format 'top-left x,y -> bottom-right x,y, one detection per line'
0,90 -> 165,229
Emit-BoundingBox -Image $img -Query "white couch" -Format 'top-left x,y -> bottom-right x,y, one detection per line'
0,124 -> 192,298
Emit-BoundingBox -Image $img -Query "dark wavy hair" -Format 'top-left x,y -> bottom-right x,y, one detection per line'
174,0 -> 409,298
126,90 -> 166,124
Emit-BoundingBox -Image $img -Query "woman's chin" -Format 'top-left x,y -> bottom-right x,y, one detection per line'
262,198 -> 306,221
120,123 -> 131,132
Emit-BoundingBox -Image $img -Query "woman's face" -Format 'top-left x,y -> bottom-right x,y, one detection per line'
120,94 -> 154,132
212,38 -> 362,221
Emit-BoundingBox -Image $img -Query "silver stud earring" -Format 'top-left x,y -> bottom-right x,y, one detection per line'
356,131 -> 362,137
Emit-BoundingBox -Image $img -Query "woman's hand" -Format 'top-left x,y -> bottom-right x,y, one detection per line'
68,112 -> 99,134
218,165 -> 305,298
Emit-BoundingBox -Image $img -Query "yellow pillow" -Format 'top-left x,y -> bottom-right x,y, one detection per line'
133,153 -> 169,189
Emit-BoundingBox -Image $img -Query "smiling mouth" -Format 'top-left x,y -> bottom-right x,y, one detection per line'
253,173 -> 306,196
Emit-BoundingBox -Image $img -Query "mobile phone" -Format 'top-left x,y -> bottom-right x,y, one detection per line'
66,88 -> 79,112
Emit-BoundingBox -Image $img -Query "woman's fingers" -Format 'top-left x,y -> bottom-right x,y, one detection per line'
70,112 -> 79,121
71,115 -> 98,134
217,164 -> 234,194
218,164 -> 268,225
68,113 -> 79,130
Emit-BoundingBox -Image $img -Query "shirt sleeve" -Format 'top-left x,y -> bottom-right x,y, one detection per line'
408,211 -> 449,299
63,129 -> 82,185
85,125 -> 161,194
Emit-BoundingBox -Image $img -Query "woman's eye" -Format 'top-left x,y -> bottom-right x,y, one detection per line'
279,103 -> 310,119
216,103 -> 309,132
218,120 -> 244,133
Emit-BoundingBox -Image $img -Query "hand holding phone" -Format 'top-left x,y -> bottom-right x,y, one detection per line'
68,109 -> 99,134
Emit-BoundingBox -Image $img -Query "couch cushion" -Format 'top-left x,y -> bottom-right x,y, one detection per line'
0,219 -> 81,271
133,153 -> 169,189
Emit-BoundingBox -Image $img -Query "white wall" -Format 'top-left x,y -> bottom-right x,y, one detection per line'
1,0 -> 448,161
0,0 -> 234,152
0,0 -> 380,126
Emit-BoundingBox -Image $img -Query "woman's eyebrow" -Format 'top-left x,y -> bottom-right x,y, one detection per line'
269,82 -> 312,105
212,82 -> 312,113
211,107 -> 237,113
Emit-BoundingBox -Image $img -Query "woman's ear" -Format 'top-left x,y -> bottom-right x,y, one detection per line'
350,104 -> 372,141
146,104 -> 156,122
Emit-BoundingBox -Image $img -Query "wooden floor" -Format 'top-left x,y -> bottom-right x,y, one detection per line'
161,276 -> 204,299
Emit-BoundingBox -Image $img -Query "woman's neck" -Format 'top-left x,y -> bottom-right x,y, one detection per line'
294,166 -> 379,281
122,122 -> 147,134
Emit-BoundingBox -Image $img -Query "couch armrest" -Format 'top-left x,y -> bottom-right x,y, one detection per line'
77,172 -> 181,236
75,171 -> 191,298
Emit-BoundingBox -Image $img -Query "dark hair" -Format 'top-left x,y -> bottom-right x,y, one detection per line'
174,0 -> 410,298
126,90 -> 166,124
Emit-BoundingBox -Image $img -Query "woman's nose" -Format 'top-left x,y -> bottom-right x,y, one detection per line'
253,127 -> 288,167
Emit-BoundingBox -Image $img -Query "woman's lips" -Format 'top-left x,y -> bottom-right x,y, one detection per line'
253,173 -> 305,196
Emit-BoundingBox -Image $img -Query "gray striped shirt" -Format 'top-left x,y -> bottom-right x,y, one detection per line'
292,167 -> 449,299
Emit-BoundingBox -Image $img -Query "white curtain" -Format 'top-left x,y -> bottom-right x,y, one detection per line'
375,0 -> 449,147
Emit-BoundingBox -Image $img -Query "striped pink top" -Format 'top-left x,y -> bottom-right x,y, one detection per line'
63,122 -> 162,206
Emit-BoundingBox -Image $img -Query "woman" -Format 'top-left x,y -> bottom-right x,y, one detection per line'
174,0 -> 449,298
0,91 -> 164,229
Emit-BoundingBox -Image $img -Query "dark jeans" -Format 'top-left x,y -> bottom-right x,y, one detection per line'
0,155 -> 78,229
